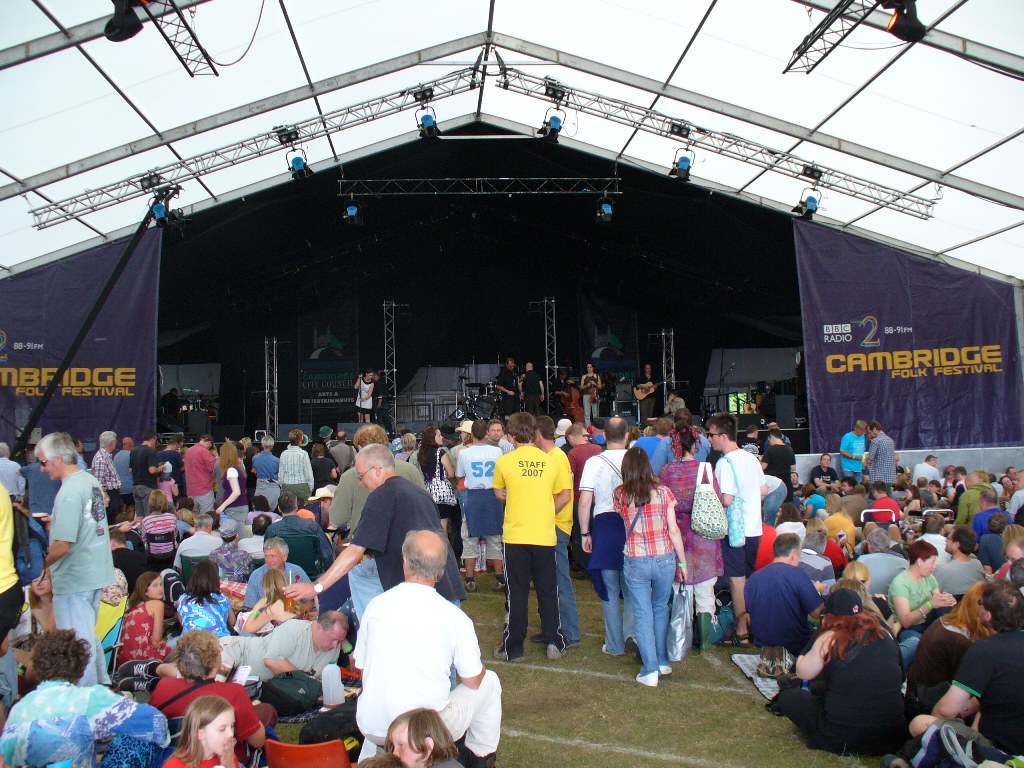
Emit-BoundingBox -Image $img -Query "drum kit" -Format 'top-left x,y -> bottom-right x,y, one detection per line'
455,375 -> 499,421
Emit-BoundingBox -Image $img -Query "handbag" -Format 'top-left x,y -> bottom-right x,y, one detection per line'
427,450 -> 456,506
721,455 -> 747,548
690,462 -> 727,541
666,582 -> 694,662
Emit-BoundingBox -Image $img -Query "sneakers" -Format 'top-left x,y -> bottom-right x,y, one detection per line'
636,671 -> 659,687
492,578 -> 506,593
601,644 -> 622,656
493,648 -> 524,662
546,643 -> 565,660
756,646 -> 794,679
464,578 -> 477,593
116,660 -> 158,680
659,665 -> 672,676
624,636 -> 641,663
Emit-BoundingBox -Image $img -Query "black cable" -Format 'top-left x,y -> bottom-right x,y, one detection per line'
204,0 -> 266,68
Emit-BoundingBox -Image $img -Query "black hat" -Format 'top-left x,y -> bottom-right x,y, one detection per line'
591,416 -> 606,430
824,588 -> 862,617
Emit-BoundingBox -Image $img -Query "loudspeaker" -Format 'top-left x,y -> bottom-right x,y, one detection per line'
737,414 -> 761,431
613,401 -> 637,424
277,424 -> 313,440
775,395 -> 796,429
334,422 -> 364,439
615,381 -> 633,400
186,412 -> 208,435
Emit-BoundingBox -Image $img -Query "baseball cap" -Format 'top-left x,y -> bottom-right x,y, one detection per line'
555,418 -> 572,437
824,588 -> 862,617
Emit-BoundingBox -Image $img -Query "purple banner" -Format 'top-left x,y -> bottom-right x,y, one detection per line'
794,221 -> 1023,452
0,230 -> 161,449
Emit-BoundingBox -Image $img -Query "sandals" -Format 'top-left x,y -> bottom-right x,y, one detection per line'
716,611 -> 753,647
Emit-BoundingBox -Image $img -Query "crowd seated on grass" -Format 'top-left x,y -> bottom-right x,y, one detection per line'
2,422 -> 1023,766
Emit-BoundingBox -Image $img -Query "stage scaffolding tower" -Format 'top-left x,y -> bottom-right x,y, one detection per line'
529,297 -> 557,413
659,328 -> 675,407
263,337 -> 278,439
383,301 -> 408,428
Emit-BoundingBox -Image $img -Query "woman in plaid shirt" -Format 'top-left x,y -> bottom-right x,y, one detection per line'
614,447 -> 688,687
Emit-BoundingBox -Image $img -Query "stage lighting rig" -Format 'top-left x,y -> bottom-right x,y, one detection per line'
343,198 -> 364,225
537,108 -> 565,143
287,149 -> 313,180
274,125 -> 301,145
882,0 -> 926,42
543,78 -> 568,103
801,164 -> 824,182
596,197 -> 614,224
669,149 -> 695,182
417,107 -> 440,139
792,188 -> 820,220
138,172 -> 163,191
149,184 -> 186,229
669,123 -> 691,139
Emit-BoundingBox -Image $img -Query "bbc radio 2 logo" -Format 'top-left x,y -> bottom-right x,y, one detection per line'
823,316 -> 883,347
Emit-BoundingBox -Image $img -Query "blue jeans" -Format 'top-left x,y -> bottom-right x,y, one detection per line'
623,553 -> 676,676
898,624 -> 924,667
54,589 -> 108,686
600,569 -> 635,655
349,558 -> 384,623
841,468 -> 863,483
762,482 -> 788,525
555,528 -> 580,644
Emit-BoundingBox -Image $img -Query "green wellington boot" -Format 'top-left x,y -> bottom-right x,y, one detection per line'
697,612 -> 714,652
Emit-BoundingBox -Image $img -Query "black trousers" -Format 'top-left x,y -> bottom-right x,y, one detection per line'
776,688 -> 904,755
500,543 -> 564,657
105,490 -> 123,525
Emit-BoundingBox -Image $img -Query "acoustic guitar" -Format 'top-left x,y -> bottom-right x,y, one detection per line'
633,380 -> 665,401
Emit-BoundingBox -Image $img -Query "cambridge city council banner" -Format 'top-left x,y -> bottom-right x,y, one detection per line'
0,229 -> 161,448
793,220 -> 1023,452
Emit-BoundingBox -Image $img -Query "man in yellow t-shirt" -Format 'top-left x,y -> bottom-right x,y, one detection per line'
492,413 -> 571,662
1,485 -> 24,655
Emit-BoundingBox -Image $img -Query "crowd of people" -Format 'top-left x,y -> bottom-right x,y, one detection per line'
0,409 -> 1022,766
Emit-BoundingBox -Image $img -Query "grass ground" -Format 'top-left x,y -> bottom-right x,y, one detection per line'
280,573 -> 882,768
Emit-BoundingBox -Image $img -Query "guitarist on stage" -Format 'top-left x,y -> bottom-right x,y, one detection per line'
634,363 -> 661,423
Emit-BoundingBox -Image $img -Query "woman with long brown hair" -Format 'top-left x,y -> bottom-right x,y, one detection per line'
117,571 -> 171,667
415,425 -> 456,531
774,588 -> 905,755
215,441 -> 249,527
613,447 -> 687,687
176,560 -> 235,638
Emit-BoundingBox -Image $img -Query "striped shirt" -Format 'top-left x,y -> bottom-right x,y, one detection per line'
278,445 -> 314,489
614,485 -> 678,558
139,512 -> 177,557
90,448 -> 120,492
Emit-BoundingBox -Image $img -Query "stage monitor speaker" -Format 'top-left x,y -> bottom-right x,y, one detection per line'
774,395 -> 796,429
276,424 -> 312,440
334,422 -> 364,439
186,412 -> 208,435
612,401 -> 637,425
215,425 -> 244,441
737,414 -> 761,431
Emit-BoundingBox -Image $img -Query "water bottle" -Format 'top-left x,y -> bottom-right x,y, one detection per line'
321,663 -> 345,706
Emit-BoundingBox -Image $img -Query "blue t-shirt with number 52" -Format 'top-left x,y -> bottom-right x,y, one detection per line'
456,444 -> 504,490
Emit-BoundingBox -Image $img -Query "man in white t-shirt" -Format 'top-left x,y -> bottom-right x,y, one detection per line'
354,530 -> 502,767
578,417 -> 635,657
708,413 -> 768,644
912,455 -> 943,484
456,420 -> 506,593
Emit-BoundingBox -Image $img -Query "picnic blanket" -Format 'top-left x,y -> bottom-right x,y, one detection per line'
731,653 -> 779,700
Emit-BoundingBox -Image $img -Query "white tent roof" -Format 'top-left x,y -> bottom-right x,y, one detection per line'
2,0 -> 1022,282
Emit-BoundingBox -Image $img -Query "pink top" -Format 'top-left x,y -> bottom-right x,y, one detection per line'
183,443 -> 216,496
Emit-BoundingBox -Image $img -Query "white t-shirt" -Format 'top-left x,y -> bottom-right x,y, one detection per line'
1007,489 -> 1024,519
912,462 -> 942,484
763,474 -> 783,493
715,448 -> 767,537
578,449 -> 627,515
354,582 -> 483,739
456,444 -> 504,490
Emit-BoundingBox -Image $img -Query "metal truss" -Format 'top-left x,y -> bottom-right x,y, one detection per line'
338,178 -> 619,196
383,301 -> 407,427
530,297 -> 557,414
30,67 -> 481,228
658,328 -> 675,407
264,336 -> 279,438
497,67 -> 936,219
785,0 -> 882,75
139,0 -> 218,78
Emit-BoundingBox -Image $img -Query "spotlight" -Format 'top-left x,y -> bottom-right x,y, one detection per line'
274,125 -> 300,145
792,189 -> 820,220
669,123 -> 691,139
412,87 -> 434,105
151,202 -> 168,227
287,149 -> 313,180
537,108 -> 565,143
139,172 -> 162,191
596,197 -> 614,224
801,164 -> 824,182
883,0 -> 926,42
343,199 -> 364,225
543,78 -> 567,103
417,107 -> 439,139
669,149 -> 694,182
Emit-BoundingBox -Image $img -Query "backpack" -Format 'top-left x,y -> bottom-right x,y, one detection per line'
259,671 -> 322,716
298,696 -> 362,762
12,507 -> 48,586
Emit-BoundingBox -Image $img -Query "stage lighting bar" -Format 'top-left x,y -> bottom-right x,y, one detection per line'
497,66 -> 935,219
137,0 -> 218,78
337,178 -> 621,196
30,68 -> 481,229
784,0 -> 883,75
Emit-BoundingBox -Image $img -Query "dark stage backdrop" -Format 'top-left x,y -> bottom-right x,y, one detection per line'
0,230 -> 161,447
794,221 -> 1023,451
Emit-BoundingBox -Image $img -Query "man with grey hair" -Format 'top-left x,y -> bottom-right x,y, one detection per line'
219,609 -> 350,682
0,442 -> 24,499
858,526 -> 908,595
286,443 -> 464,614
173,513 -> 221,569
252,434 -> 281,511
36,431 -> 115,685
244,535 -> 310,608
90,430 -> 122,523
354,530 -> 502,767
799,529 -> 836,589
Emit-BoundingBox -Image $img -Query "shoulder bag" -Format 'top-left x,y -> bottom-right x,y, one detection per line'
427,450 -> 456,506
690,462 -> 727,541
